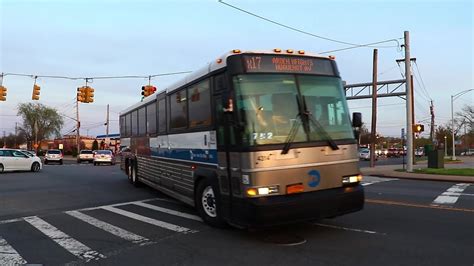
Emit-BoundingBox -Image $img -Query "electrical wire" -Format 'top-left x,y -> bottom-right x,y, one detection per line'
1,71 -> 191,81
218,0 -> 401,52
413,61 -> 431,101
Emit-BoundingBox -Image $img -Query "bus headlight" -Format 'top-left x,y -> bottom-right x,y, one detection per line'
342,174 -> 363,185
246,185 -> 279,196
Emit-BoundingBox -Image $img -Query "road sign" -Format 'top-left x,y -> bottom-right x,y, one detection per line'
401,128 -> 405,139
59,144 -> 64,149
33,143 -> 39,149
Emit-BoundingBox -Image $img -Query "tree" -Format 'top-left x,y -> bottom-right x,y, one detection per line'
17,103 -> 64,149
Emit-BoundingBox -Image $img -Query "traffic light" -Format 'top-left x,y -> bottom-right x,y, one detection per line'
141,85 -> 156,97
85,87 -> 94,103
32,84 -> 41,100
413,124 -> 424,133
77,86 -> 87,102
0,86 -> 6,101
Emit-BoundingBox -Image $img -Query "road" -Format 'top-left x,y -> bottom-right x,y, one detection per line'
1,164 -> 473,265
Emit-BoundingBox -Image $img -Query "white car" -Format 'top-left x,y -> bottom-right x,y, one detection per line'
93,150 -> 115,165
44,149 -> 63,165
0,148 -> 42,173
359,149 -> 378,161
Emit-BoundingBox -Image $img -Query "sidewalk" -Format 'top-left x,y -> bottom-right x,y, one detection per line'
360,156 -> 474,183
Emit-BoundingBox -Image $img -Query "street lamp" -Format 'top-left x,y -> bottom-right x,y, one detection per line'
444,136 -> 447,157
451,89 -> 473,160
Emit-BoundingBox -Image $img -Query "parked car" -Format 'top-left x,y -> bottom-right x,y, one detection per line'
77,150 -> 94,163
0,148 -> 42,173
44,149 -> 63,165
93,150 -> 115,165
359,149 -> 377,161
415,148 -> 424,157
387,148 -> 400,158
460,149 -> 474,156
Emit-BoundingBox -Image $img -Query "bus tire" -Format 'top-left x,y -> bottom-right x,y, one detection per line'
196,179 -> 227,228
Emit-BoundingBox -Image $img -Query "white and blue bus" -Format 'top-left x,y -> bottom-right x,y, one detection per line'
120,49 -> 364,227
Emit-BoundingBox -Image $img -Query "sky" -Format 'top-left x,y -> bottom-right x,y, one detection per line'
0,0 -> 472,138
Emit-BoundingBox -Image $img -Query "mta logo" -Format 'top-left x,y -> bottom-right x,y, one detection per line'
308,170 -> 321,187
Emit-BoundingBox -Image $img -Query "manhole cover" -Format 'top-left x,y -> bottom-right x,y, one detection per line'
262,234 -> 307,246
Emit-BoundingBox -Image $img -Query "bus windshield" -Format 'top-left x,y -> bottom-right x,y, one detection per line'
233,74 -> 354,146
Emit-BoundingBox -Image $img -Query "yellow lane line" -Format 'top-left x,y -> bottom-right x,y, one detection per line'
365,199 -> 474,213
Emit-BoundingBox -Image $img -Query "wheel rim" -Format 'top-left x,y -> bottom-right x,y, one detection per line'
33,163 -> 39,172
132,165 -> 136,183
128,164 -> 132,180
201,186 -> 217,218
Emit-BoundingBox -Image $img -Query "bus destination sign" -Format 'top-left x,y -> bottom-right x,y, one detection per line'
243,55 -> 334,75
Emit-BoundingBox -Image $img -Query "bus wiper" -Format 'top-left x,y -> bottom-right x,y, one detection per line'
281,114 -> 302,155
304,111 -> 339,150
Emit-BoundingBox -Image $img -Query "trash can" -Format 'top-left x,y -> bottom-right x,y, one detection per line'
427,150 -> 444,168
424,144 -> 433,156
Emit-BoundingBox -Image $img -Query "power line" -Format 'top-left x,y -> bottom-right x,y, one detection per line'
413,61 -> 431,101
1,71 -> 191,81
218,0 -> 401,53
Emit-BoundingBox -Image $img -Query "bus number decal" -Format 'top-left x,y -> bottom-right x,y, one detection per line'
252,132 -> 273,140
245,56 -> 262,71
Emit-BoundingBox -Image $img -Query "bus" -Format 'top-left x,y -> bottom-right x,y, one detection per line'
119,49 -> 364,228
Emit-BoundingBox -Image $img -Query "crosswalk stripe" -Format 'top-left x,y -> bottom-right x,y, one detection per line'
132,202 -> 203,222
24,216 -> 106,262
0,236 -> 27,265
101,206 -> 196,234
432,183 -> 470,206
66,211 -> 152,245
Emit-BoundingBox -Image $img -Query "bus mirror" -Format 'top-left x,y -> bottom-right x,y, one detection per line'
223,98 -> 234,113
352,112 -> 362,127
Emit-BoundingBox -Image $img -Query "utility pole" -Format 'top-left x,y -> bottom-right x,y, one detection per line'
410,74 -> 416,164
370,49 -> 378,167
14,122 -> 17,148
430,100 -> 435,142
76,95 -> 80,154
34,120 -> 38,153
404,31 -> 414,172
2,131 -> 5,148
106,104 -> 109,139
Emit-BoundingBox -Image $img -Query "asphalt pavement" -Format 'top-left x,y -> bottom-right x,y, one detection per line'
0,164 -> 472,265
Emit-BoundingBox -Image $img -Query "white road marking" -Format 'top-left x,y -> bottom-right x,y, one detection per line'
76,198 -> 175,212
361,176 -> 398,187
132,202 -> 203,222
314,223 -> 384,235
24,216 -> 106,262
0,236 -> 27,265
432,183 -> 471,206
0,218 -> 23,225
66,211 -> 152,245
101,206 -> 196,234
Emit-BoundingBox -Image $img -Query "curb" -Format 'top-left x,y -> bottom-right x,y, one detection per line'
363,173 -> 474,184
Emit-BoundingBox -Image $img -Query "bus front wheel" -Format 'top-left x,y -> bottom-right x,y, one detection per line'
196,179 -> 226,228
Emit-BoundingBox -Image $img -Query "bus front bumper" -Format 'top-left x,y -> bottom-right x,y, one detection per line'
228,184 -> 364,228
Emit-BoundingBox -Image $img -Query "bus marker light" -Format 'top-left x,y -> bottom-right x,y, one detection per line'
247,188 -> 257,196
232,49 -> 241,54
329,55 -> 336,60
191,165 -> 196,170
287,184 -> 304,194
274,48 -> 281,53
286,49 -> 294,53
298,50 -> 305,54
216,59 -> 223,63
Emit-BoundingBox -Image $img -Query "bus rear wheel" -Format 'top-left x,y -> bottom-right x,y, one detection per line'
196,179 -> 227,227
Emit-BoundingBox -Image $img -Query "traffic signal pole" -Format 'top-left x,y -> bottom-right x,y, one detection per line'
404,31 -> 414,172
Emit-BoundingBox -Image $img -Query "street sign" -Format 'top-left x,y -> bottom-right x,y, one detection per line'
59,144 -> 64,149
401,128 -> 405,139
33,143 -> 39,149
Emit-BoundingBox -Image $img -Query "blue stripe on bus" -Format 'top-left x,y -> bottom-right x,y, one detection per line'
150,148 -> 218,164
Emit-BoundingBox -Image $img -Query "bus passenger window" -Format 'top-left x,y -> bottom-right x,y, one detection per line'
188,79 -> 211,128
158,99 -> 166,133
169,90 -> 188,130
